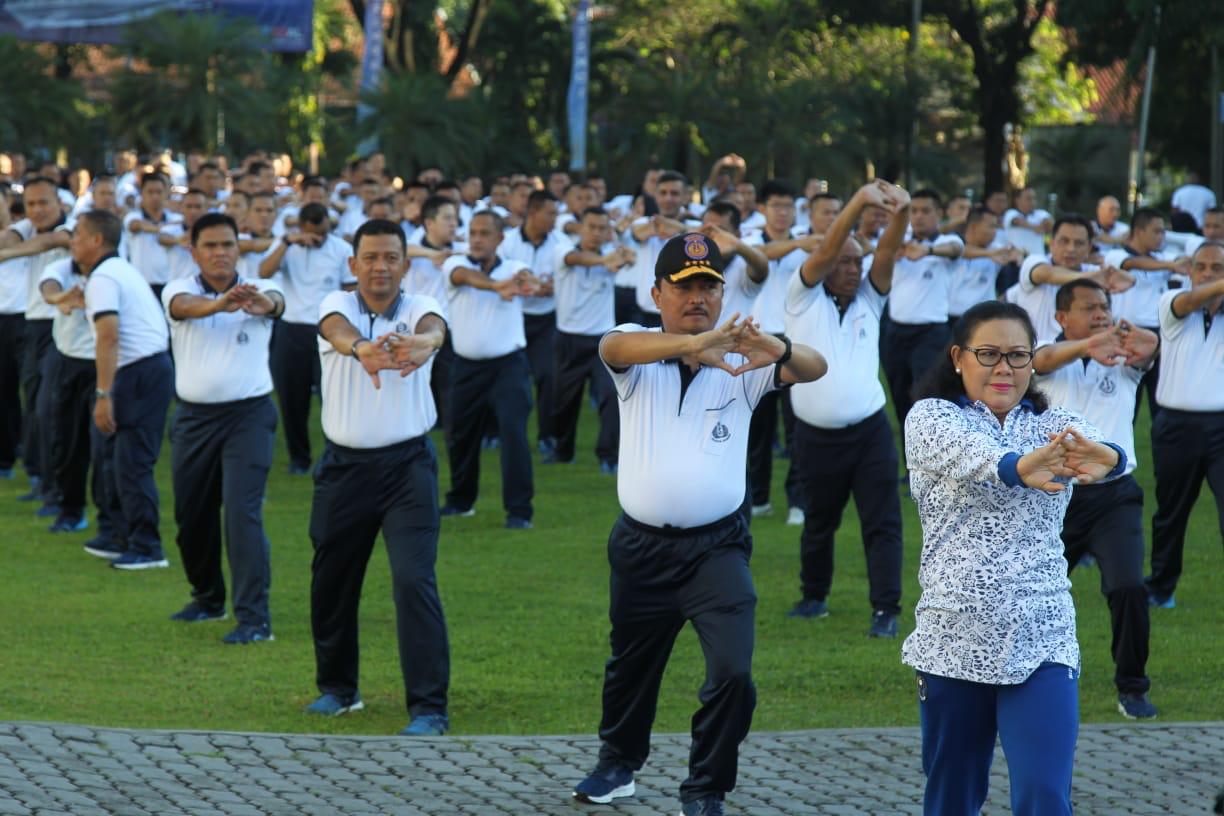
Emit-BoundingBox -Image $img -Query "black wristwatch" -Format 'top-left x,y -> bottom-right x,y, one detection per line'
351,338 -> 369,357
776,334 -> 793,366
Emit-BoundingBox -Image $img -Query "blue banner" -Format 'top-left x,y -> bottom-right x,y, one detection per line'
0,0 -> 313,52
566,0 -> 591,173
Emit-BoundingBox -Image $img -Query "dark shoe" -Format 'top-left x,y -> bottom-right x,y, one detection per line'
83,539 -> 125,560
1117,692 -> 1158,719
399,713 -> 448,736
35,502 -> 61,518
1147,589 -> 1176,609
287,462 -> 311,475
481,436 -> 500,450
681,795 -> 725,815
48,514 -> 88,533
541,451 -> 572,464
505,517 -> 533,530
599,460 -> 618,475
537,437 -> 556,455
111,552 -> 170,570
17,476 -> 42,501
572,763 -> 635,804
787,598 -> 829,619
439,504 -> 475,518
869,610 -> 899,638
304,692 -> 364,716
222,623 -> 274,644
170,602 -> 227,623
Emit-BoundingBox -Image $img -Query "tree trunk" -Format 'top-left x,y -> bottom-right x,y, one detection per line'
980,93 -> 1012,193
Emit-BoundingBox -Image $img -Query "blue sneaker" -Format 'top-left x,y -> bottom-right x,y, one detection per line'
787,598 -> 829,619
1147,591 -> 1176,609
170,602 -> 227,623
537,437 -> 556,455
600,460 -> 618,475
481,436 -> 500,450
17,477 -> 41,501
1117,692 -> 1158,719
399,713 -> 448,736
83,539 -> 125,560
111,552 -> 170,570
35,502 -> 61,518
49,514 -> 88,533
681,795 -> 725,816
222,623 -> 274,644
869,610 -> 899,638
505,516 -> 533,530
439,504 -> 475,518
304,693 -> 364,716
572,763 -> 635,804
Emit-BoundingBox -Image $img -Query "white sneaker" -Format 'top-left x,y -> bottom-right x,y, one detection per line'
786,507 -> 805,526
750,503 -> 773,517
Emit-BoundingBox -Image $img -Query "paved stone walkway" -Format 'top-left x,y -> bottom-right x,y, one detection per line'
0,721 -> 1219,815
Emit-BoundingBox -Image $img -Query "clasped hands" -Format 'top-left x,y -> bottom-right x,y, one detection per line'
692,313 -> 786,376
355,332 -> 439,388
1083,320 -> 1158,367
1017,428 -> 1119,492
214,283 -> 276,316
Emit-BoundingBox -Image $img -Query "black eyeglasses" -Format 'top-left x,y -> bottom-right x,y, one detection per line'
962,346 -> 1034,368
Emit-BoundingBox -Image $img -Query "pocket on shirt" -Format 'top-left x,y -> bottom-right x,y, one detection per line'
701,400 -> 736,456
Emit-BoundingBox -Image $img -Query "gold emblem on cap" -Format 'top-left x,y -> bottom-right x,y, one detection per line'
683,234 -> 709,261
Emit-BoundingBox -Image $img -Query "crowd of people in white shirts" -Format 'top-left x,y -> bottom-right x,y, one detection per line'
0,146 -> 1221,731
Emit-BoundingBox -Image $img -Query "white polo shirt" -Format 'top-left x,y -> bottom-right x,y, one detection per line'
161,223 -> 200,282
889,233 -> 963,325
948,254 -> 1001,318
1014,255 -> 1099,344
317,290 -> 443,448
1171,184 -> 1217,228
0,255 -> 28,315
162,275 -> 281,404
122,210 -> 183,286
39,259 -> 94,360
267,234 -> 354,325
1002,208 -> 1051,257
785,273 -> 886,428
337,207 -> 368,241
554,242 -> 616,336
84,255 -> 169,367
1093,220 -> 1129,253
1155,290 -> 1224,411
719,255 -> 763,328
603,323 -> 779,528
443,255 -> 529,360
1036,352 -> 1143,478
10,218 -> 71,321
615,235 -> 640,289
631,218 -> 702,316
499,226 -> 566,316
1102,248 -> 1172,328
753,233 -> 806,334
403,239 -> 467,319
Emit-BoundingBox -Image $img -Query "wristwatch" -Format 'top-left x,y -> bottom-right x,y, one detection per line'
350,338 -> 369,357
776,334 -> 793,365
95,389 -> 110,400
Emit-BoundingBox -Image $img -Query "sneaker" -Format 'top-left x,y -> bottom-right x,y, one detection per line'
481,436 -> 500,450
111,552 -> 170,570
439,504 -> 475,518
787,598 -> 829,619
537,437 -> 556,455
169,602 -> 227,623
681,795 -> 725,816
750,502 -> 772,517
399,713 -> 448,736
304,692 -> 364,716
17,477 -> 42,501
1117,692 -> 1158,719
222,623 -> 274,644
786,507 -> 804,526
287,462 -> 311,476
600,460 -> 618,476
1147,590 -> 1176,609
1077,553 -> 1097,568
48,514 -> 88,533
869,610 -> 899,638
572,763 -> 635,804
83,539 -> 126,560
35,502 -> 61,518
505,516 -> 533,530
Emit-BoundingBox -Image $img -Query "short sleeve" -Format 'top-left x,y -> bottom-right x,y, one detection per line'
784,269 -> 821,317
739,361 -> 777,411
408,294 -> 446,327
160,278 -> 191,323
85,273 -> 121,321
553,242 -> 574,279
254,277 -> 283,298
337,241 -> 356,285
857,275 -> 886,316
933,234 -> 965,256
10,219 -> 34,241
1019,254 -> 1048,292
1158,290 -> 1187,341
37,259 -> 70,288
600,322 -> 646,399
1102,248 -> 1130,270
317,290 -> 353,357
1003,208 -> 1023,228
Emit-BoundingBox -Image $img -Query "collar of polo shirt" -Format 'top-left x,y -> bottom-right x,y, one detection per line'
77,251 -> 119,278
954,394 -> 1037,412
356,290 -> 403,321
468,255 -> 501,273
198,273 -> 240,295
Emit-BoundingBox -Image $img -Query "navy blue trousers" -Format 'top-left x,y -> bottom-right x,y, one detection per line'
106,352 -> 173,556
918,662 -> 1078,816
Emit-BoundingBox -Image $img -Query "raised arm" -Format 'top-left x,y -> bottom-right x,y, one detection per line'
799,180 -> 904,287
867,193 -> 912,294
0,230 -> 70,261
1170,277 -> 1224,318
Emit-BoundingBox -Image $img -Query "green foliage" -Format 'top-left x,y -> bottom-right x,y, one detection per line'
0,36 -> 86,154
1020,19 -> 1100,126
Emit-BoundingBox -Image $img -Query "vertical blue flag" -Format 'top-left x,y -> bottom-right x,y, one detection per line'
357,0 -> 384,150
567,0 -> 591,173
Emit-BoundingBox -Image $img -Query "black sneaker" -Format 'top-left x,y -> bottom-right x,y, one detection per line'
681,795 -> 725,816
1117,692 -> 1158,719
170,602 -> 227,623
505,517 -> 533,530
787,598 -> 829,619
869,610 -> 899,638
222,623 -> 274,644
84,539 -> 126,560
572,763 -> 634,804
287,462 -> 311,476
48,514 -> 88,533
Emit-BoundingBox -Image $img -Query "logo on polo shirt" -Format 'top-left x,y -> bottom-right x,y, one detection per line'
711,421 -> 730,443
323,276 -> 335,287
1099,376 -> 1116,396
395,322 -> 408,333
236,331 -> 249,345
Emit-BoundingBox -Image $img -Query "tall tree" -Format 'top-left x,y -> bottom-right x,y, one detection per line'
346,0 -> 493,80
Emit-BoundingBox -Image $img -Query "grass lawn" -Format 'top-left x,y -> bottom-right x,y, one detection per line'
0,392 -> 1220,736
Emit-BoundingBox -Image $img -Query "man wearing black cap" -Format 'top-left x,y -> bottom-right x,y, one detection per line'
572,233 -> 828,816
